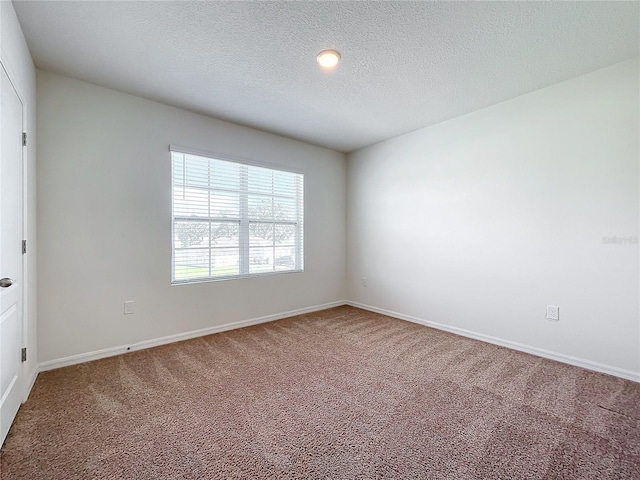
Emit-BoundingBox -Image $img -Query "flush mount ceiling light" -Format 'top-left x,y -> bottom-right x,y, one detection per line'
317,49 -> 341,69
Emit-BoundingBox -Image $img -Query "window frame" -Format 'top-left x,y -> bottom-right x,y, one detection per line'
170,145 -> 304,285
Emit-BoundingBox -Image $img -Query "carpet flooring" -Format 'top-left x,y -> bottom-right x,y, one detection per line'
1,306 -> 639,479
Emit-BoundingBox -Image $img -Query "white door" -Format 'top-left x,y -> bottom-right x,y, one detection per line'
0,63 -> 24,447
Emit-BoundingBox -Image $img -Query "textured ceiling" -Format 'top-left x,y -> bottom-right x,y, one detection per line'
13,1 -> 640,152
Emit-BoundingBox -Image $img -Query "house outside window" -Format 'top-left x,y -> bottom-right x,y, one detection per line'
171,148 -> 304,284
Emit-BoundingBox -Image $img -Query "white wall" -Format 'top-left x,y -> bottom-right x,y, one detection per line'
347,58 -> 640,377
1,1 -> 37,394
37,71 -> 346,363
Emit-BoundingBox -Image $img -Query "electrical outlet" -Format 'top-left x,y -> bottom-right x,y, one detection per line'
362,277 -> 367,287
546,305 -> 559,321
124,300 -> 135,315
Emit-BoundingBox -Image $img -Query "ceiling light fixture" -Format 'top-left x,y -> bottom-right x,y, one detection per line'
317,49 -> 341,69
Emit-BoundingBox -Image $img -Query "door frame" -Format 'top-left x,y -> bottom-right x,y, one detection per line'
0,48 -> 29,404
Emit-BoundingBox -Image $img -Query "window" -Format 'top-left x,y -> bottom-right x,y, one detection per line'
171,147 -> 304,283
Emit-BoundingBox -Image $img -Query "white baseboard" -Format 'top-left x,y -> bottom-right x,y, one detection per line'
346,301 -> 640,383
38,300 -> 347,373
33,299 -> 640,384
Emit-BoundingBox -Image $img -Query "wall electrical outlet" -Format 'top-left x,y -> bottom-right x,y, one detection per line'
545,305 -> 559,321
362,277 -> 368,287
124,300 -> 135,315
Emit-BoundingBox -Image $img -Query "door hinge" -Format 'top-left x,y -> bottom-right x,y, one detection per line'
21,347 -> 27,363
22,132 -> 27,147
22,240 -> 27,254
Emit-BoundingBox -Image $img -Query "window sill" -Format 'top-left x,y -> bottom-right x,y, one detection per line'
171,268 -> 304,286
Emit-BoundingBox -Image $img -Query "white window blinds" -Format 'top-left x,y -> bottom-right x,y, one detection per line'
171,148 -> 304,283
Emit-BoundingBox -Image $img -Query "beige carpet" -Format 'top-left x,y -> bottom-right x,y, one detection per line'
1,306 -> 639,479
